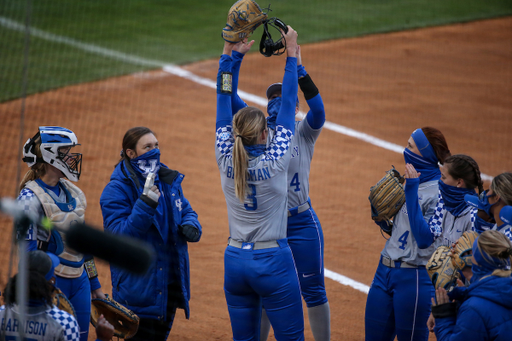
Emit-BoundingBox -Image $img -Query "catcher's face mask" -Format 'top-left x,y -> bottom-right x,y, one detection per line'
23,126 -> 82,182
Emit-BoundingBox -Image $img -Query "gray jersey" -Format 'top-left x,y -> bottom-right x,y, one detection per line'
286,119 -> 322,208
0,305 -> 79,341
216,124 -> 293,242
428,195 -> 476,248
383,180 -> 439,266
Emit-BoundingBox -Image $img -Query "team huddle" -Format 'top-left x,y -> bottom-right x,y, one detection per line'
1,1 -> 512,341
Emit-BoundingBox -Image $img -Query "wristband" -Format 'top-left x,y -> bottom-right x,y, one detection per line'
84,259 -> 98,280
298,74 -> 319,100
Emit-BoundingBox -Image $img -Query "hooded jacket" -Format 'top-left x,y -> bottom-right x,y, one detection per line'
100,159 -> 201,323
434,275 -> 512,341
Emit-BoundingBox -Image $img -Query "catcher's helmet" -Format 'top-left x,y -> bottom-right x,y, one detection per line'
22,126 -> 82,182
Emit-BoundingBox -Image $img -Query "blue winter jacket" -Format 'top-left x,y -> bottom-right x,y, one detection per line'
434,275 -> 512,341
99,159 -> 201,323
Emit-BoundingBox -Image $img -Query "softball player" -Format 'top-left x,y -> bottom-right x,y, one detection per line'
365,127 -> 451,341
404,153 -> 484,249
432,230 -> 512,341
465,172 -> 512,242
17,126 -> 106,341
216,27 -> 305,341
229,42 -> 328,340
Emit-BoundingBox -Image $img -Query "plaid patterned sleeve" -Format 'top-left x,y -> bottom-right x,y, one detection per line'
48,306 -> 81,341
470,207 -> 477,231
264,125 -> 293,160
17,188 -> 44,241
216,125 -> 234,159
428,192 -> 444,240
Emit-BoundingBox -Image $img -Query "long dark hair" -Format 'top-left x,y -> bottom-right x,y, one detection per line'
3,272 -> 53,306
421,127 -> 451,164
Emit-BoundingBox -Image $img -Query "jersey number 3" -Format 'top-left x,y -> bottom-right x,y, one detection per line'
244,184 -> 258,211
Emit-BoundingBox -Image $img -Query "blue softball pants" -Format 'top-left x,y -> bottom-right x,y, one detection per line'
365,258 -> 433,341
287,207 -> 327,307
224,239 -> 304,341
56,271 -> 91,341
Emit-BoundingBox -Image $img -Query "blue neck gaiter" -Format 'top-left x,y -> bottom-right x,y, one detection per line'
474,215 -> 496,234
245,144 -> 266,158
403,128 -> 441,183
266,97 -> 281,130
439,180 -> 475,217
471,238 -> 511,283
130,148 -> 161,181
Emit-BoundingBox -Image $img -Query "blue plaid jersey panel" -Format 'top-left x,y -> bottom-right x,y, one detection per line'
17,188 -> 45,241
469,207 -> 477,231
503,227 -> 512,243
428,191 -> 444,240
48,306 -> 80,341
216,125 -> 234,159
263,125 -> 293,161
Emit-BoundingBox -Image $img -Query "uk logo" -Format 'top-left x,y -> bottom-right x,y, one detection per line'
219,132 -> 230,141
137,159 -> 159,175
175,199 -> 182,211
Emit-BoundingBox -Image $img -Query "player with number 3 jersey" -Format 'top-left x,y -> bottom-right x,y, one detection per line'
216,27 -> 305,341
229,40 -> 328,340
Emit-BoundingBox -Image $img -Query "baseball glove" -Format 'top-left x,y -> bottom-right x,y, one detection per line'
427,246 -> 460,290
91,295 -> 139,339
451,231 -> 478,270
52,287 -> 77,319
369,166 -> 405,226
222,0 -> 268,43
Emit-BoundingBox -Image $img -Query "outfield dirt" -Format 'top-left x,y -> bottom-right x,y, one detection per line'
0,17 -> 510,340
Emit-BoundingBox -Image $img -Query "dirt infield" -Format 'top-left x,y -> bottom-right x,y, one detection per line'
0,17 -> 510,340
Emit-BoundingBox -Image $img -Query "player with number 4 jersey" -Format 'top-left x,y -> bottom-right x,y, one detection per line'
365,127 -> 451,341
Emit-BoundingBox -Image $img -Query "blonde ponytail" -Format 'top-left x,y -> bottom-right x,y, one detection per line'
478,230 -> 512,278
232,107 -> 266,202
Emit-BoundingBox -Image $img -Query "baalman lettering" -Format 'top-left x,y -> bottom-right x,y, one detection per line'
226,166 -> 271,181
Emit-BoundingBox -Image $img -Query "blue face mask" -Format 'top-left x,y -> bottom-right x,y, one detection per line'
266,97 -> 281,130
403,148 -> 441,183
438,180 -> 476,217
130,148 -> 161,178
473,214 -> 496,234
476,190 -> 499,218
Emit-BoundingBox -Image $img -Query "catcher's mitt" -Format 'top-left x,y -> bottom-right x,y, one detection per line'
427,246 -> 460,290
451,231 -> 478,270
52,287 -> 77,319
91,295 -> 139,339
222,0 -> 268,43
369,166 -> 405,226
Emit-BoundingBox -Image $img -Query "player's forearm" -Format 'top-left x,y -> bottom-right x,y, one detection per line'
405,178 -> 435,248
276,57 -> 298,132
305,94 -> 325,129
230,51 -> 247,115
216,55 -> 234,128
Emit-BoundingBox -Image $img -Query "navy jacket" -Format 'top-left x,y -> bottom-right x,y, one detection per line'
435,275 -> 512,341
100,159 -> 201,323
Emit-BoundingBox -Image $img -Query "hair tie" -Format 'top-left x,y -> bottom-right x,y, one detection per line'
236,135 -> 243,139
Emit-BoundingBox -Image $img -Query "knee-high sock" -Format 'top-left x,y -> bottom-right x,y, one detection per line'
260,308 -> 271,341
308,302 -> 331,341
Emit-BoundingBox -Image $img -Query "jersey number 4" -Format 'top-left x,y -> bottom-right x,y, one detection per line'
290,173 -> 301,192
244,184 -> 257,211
398,230 -> 409,250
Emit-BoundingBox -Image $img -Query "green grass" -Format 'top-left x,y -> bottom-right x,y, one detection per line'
1,0 -> 511,102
